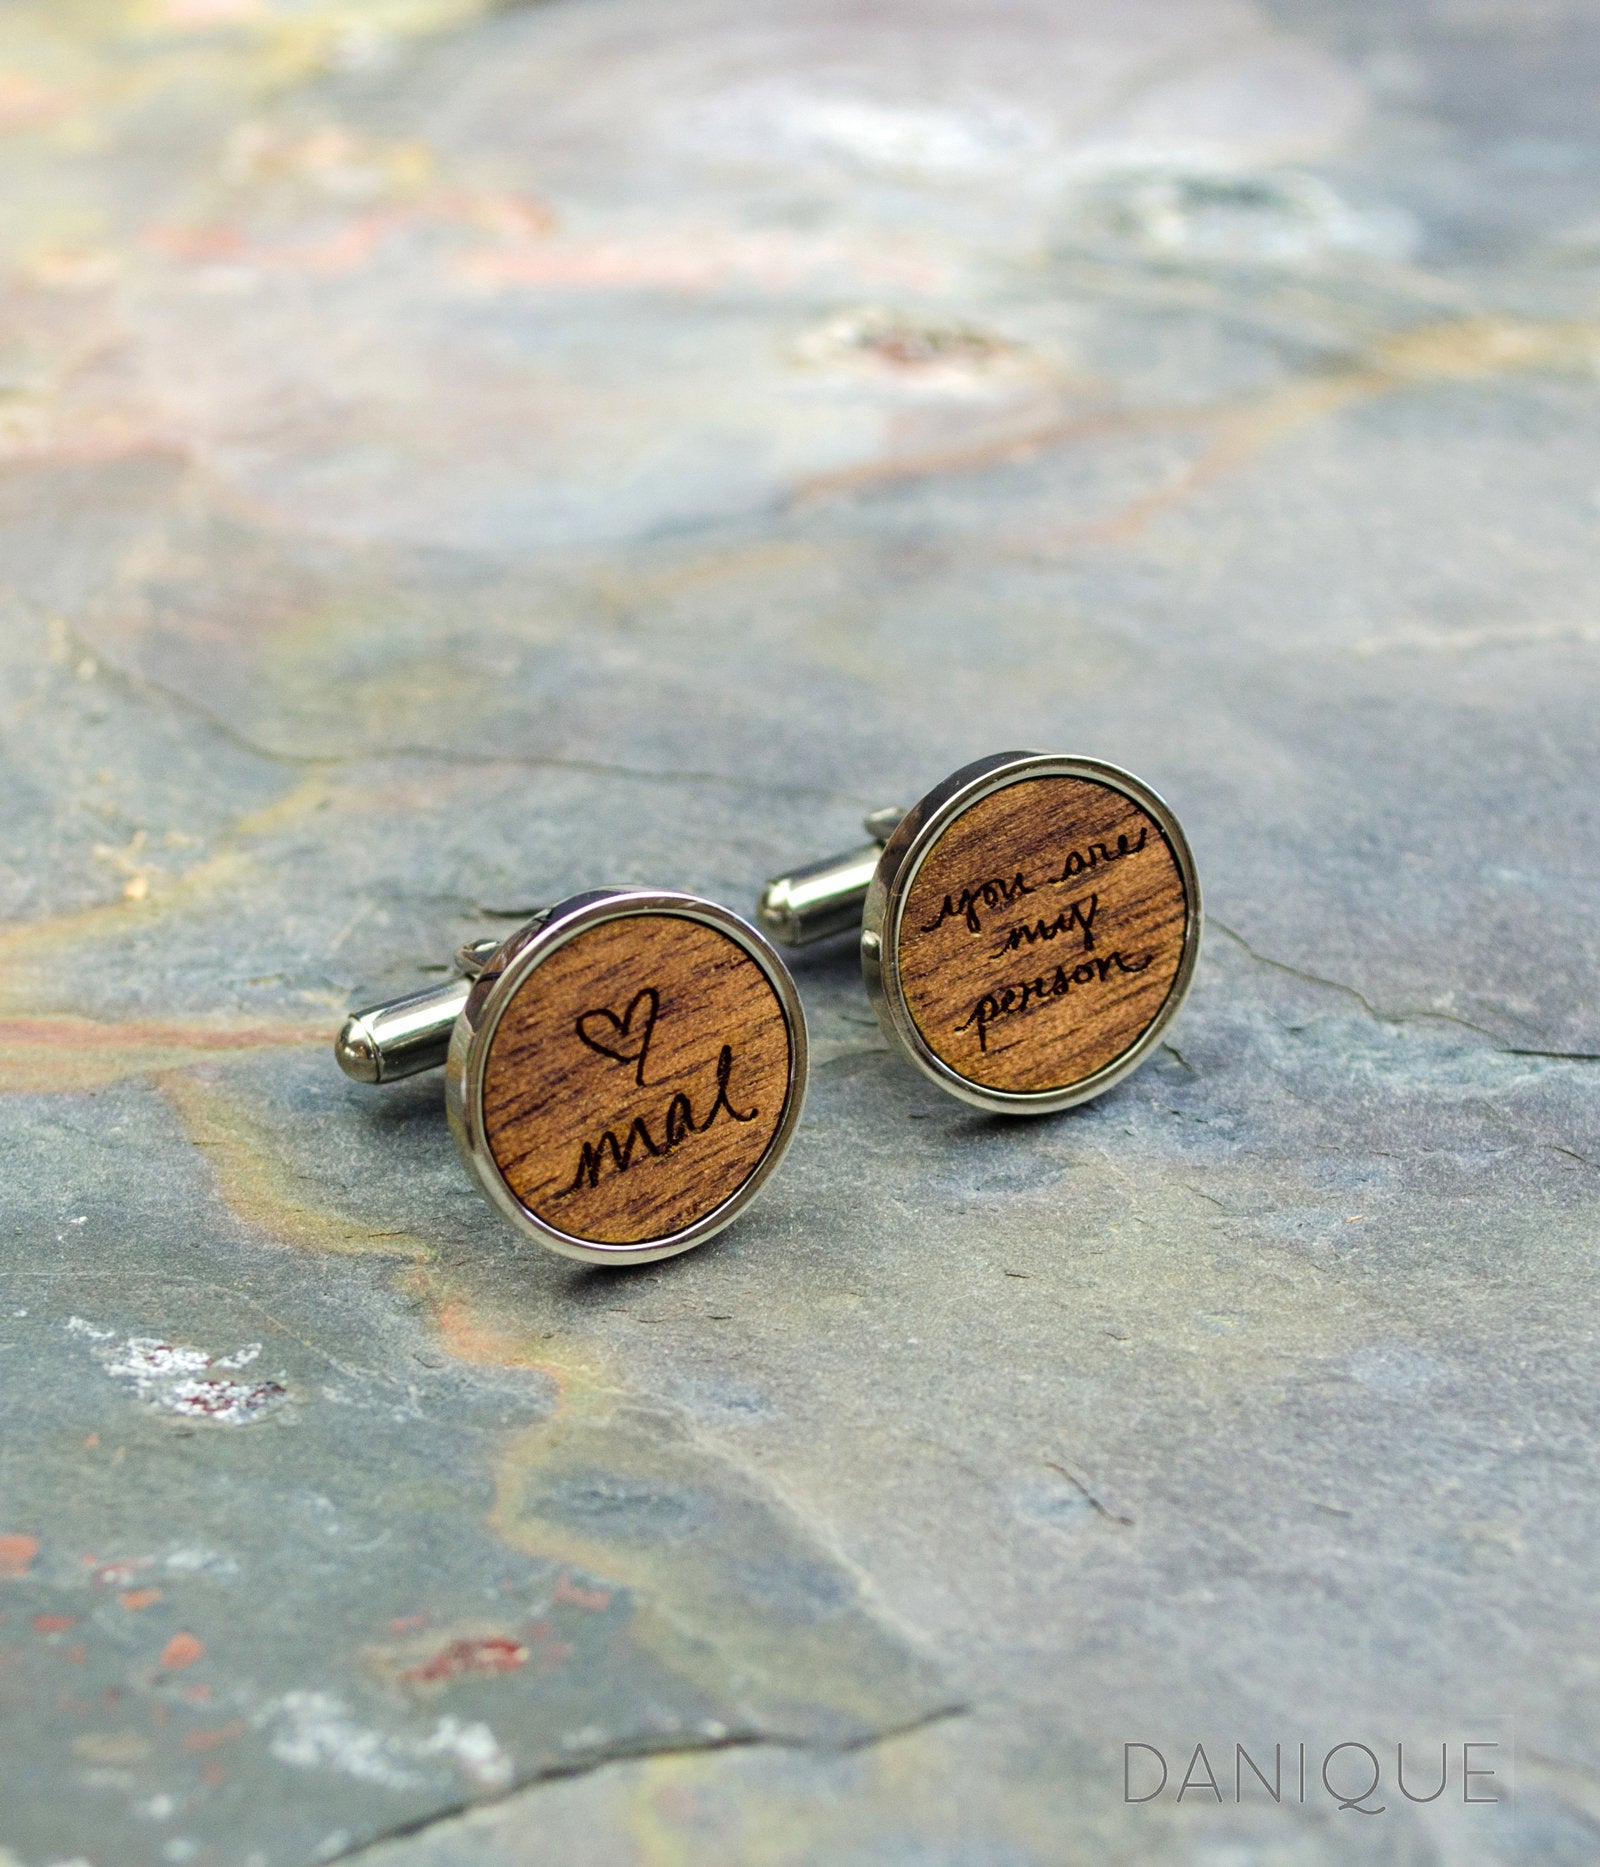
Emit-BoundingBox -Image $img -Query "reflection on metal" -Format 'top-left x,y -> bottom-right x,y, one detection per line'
758,811 -> 904,946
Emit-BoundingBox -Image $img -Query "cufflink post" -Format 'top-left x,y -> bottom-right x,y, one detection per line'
335,936 -> 510,1084
756,808 -> 904,947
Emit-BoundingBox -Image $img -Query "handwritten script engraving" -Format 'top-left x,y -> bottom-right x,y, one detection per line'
957,952 -> 1153,1053
991,893 -> 1097,959
919,828 -> 1149,941
483,912 -> 792,1248
1059,827 -> 1145,879
919,873 -> 1034,935
895,771 -> 1188,1094
568,1043 -> 758,1192
575,987 -> 659,1086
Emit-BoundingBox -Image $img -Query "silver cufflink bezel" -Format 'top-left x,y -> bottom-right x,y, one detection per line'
339,888 -> 808,1268
444,890 -> 808,1267
860,751 -> 1202,1115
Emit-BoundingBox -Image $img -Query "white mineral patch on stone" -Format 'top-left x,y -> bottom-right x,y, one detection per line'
267,1693 -> 421,1792
416,1718 -> 514,1791
683,80 -> 1054,178
264,1694 -> 513,1793
68,1322 -> 289,1424
163,1546 -> 241,1579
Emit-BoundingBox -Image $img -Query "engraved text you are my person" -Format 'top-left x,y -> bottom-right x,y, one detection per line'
934,828 -> 1156,1054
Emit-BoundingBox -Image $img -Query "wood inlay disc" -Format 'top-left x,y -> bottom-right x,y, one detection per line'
894,774 -> 1190,1096
480,913 -> 794,1247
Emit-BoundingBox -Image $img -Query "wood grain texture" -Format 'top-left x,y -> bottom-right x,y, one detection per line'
481,914 -> 792,1246
896,776 -> 1189,1095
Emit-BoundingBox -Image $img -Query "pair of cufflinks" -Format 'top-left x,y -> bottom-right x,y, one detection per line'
336,752 -> 1201,1267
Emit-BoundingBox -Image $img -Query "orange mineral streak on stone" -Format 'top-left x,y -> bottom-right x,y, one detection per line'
0,72 -> 77,136
119,1590 -> 162,1612
403,1277 -> 616,1418
0,853 -> 249,988
399,1635 -> 528,1686
33,1615 -> 75,1635
180,1719 -> 245,1751
1072,316 -> 1600,548
792,313 -> 1600,544
553,1573 -> 613,1612
790,401 -> 1153,507
0,1536 -> 39,1579
147,209 -> 416,275
144,184 -> 551,280
0,849 -> 324,1092
363,1620 -> 534,1695
439,1303 -> 551,1374
455,231 -> 944,296
159,1632 -> 204,1671
158,1074 -> 431,1260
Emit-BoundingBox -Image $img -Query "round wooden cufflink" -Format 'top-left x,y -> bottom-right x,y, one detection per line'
336,892 -> 807,1265
759,752 -> 1199,1115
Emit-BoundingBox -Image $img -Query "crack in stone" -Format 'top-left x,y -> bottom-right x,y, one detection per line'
1208,918 -> 1599,1060
1547,1144 -> 1600,1172
1042,1459 -> 1134,1528
1178,1182 -> 1230,1213
323,1702 -> 969,1864
49,619 -> 872,810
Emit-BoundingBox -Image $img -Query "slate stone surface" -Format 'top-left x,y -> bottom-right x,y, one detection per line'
0,1 -> 1597,1863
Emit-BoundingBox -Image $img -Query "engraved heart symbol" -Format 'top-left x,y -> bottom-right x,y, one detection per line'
575,987 -> 659,1087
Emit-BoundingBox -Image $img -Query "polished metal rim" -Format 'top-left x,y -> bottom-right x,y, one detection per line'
446,889 -> 808,1265
862,751 -> 1201,1117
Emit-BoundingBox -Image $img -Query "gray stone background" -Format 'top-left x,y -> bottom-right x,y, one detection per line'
0,0 -> 1597,1861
